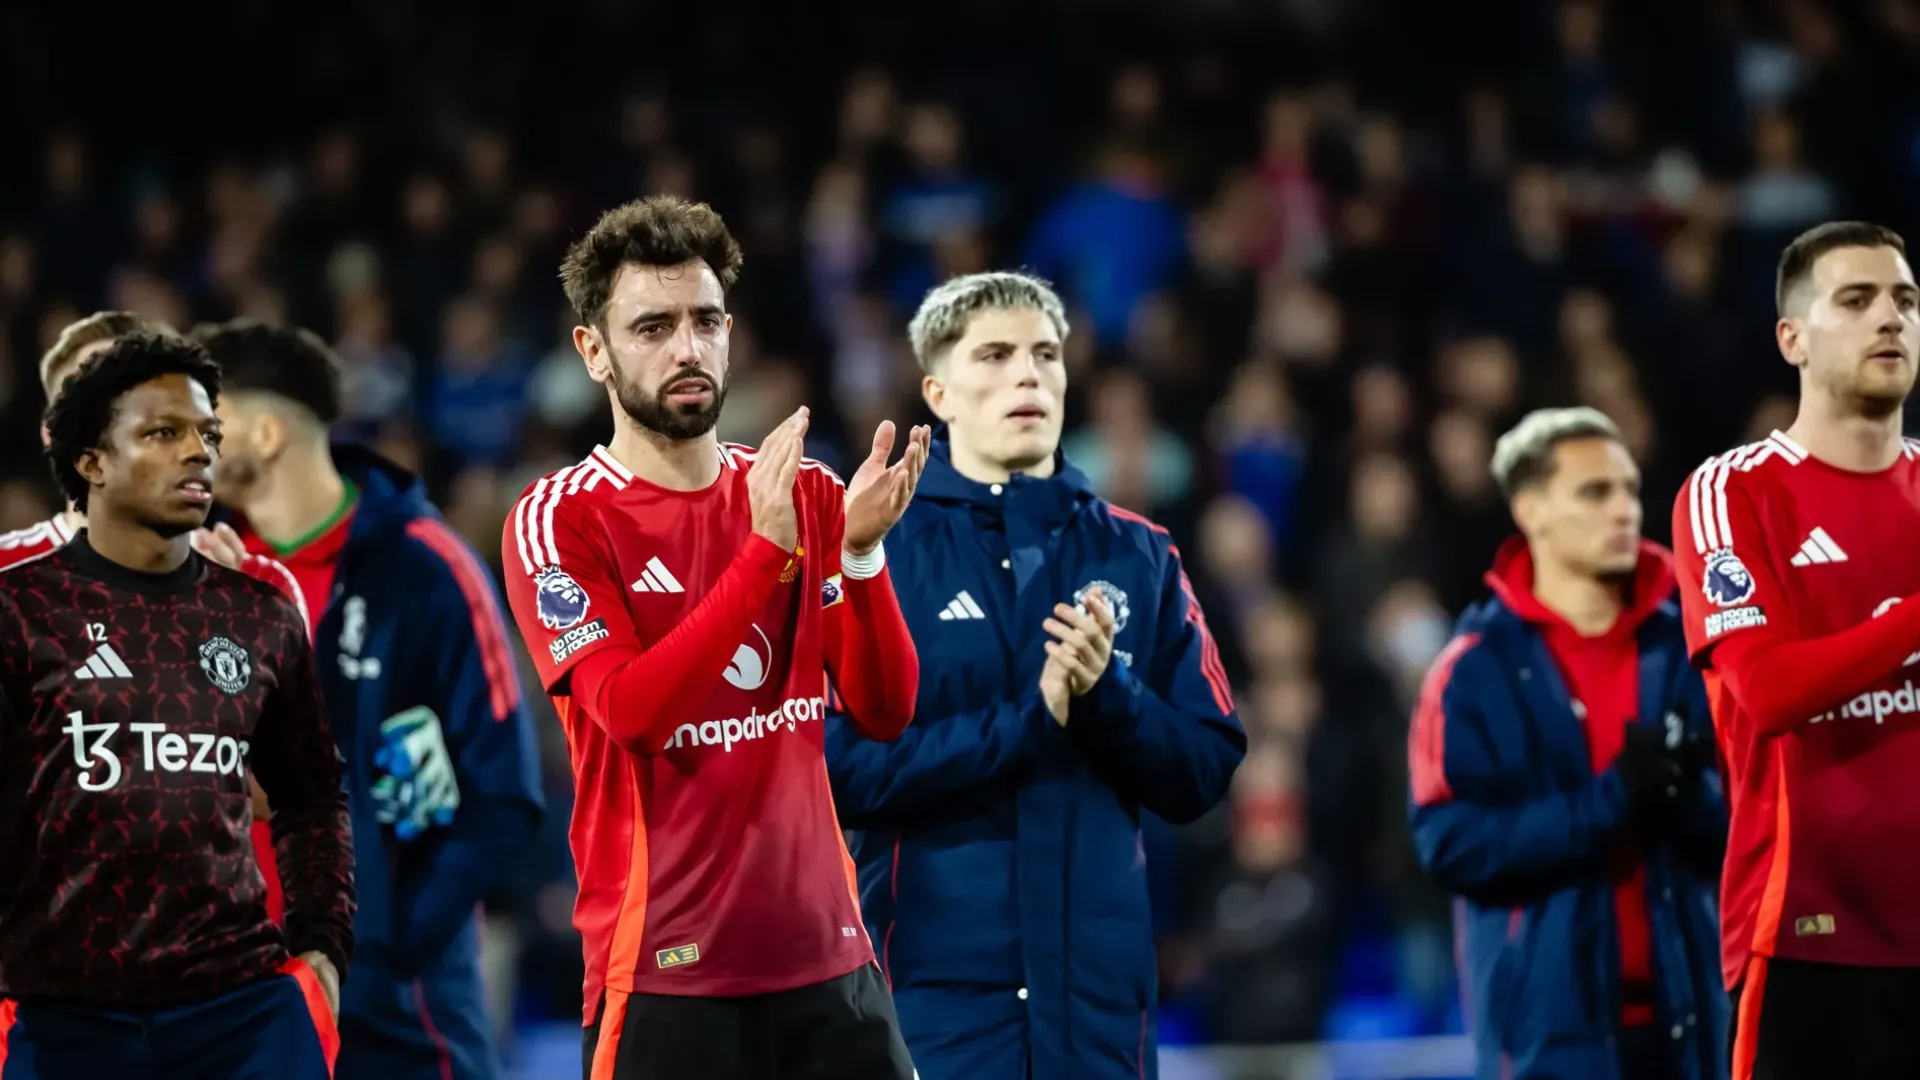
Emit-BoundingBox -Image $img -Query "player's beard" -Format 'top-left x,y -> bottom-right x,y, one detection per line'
212,452 -> 261,507
1822,357 -> 1912,419
1850,371 -> 1912,420
615,360 -> 728,440
1596,563 -> 1637,588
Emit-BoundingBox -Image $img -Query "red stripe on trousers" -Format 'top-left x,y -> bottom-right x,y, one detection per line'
279,958 -> 340,1077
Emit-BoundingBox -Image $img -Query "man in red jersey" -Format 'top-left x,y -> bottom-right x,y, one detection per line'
501,196 -> 926,1080
1674,221 -> 1920,1079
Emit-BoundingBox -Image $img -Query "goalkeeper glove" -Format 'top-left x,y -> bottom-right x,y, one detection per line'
371,705 -> 461,841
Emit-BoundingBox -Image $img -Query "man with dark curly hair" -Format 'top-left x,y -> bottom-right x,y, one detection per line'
0,310 -> 172,568
0,332 -> 355,1078
502,195 -> 926,1080
2,311 -> 310,936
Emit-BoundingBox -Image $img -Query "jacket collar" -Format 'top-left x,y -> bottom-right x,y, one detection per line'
917,429 -> 1098,527
1479,535 -> 1677,637
331,442 -> 436,546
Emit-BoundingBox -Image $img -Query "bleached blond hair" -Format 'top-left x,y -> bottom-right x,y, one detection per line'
40,311 -> 175,393
906,271 -> 1070,371
1490,406 -> 1622,498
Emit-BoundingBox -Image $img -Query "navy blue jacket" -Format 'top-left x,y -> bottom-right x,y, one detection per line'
826,440 -> 1245,1080
237,447 -> 545,997
1408,543 -> 1728,1080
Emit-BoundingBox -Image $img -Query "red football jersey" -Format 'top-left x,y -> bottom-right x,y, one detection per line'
0,514 -> 78,573
1675,429 -> 1920,987
502,445 -> 870,1016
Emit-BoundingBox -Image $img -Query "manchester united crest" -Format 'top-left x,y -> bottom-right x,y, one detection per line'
199,636 -> 252,694
1073,580 -> 1130,634
779,545 -> 805,584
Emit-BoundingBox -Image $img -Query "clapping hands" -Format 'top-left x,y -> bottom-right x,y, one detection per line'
1040,593 -> 1117,724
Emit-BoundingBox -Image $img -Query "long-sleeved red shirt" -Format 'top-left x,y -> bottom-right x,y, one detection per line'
1675,429 -> 1920,988
501,444 -> 917,1020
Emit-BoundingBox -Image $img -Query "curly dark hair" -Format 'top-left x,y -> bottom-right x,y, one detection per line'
190,318 -> 342,424
44,332 -> 223,512
559,195 -> 743,329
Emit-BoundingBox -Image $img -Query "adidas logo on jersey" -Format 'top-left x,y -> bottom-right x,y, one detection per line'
938,591 -> 986,621
630,557 -> 685,594
1789,527 -> 1848,566
74,644 -> 133,681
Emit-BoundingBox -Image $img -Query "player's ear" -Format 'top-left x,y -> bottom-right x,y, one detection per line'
1776,317 -> 1806,368
74,448 -> 106,491
253,411 -> 289,462
921,372 -> 950,422
1510,488 -> 1543,536
575,324 -> 613,386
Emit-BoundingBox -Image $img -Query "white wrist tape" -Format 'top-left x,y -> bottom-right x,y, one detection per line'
841,542 -> 886,580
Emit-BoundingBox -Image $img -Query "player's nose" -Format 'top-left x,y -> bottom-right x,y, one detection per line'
1874,296 -> 1908,333
181,431 -> 215,464
1013,349 -> 1043,387
667,318 -> 701,362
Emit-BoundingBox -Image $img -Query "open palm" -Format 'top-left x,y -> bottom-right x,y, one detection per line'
844,421 -> 932,555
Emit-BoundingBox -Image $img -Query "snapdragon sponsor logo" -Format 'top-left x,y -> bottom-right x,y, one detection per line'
1813,598 -> 1920,725
1808,682 -> 1920,727
665,695 -> 827,753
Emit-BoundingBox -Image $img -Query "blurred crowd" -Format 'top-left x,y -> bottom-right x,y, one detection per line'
5,0 -> 1920,1057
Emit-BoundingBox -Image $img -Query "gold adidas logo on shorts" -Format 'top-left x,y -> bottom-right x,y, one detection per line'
656,943 -> 701,968
1794,914 -> 1836,937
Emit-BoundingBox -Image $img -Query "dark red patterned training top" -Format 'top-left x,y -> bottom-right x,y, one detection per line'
0,536 -> 354,1007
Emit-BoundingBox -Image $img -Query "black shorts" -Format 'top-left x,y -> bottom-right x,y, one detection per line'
1732,956 -> 1920,1079
582,962 -> 914,1080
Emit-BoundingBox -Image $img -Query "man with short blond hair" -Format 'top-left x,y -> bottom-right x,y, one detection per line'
1413,406 -> 1728,1080
826,270 -> 1244,1080
39,310 -> 171,394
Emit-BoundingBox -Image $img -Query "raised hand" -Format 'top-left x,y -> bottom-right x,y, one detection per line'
1043,592 -> 1117,697
191,522 -> 250,570
748,407 -> 808,552
844,422 -> 931,556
